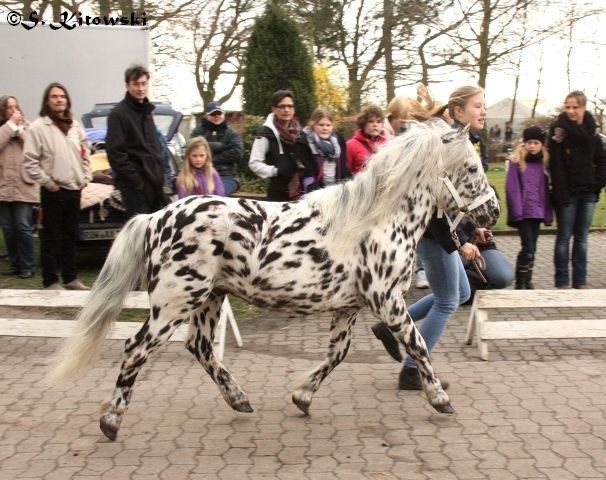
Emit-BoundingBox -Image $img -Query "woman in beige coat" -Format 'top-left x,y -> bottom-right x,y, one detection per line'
0,95 -> 38,278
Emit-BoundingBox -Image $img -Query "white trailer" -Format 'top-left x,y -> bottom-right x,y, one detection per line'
0,22 -> 150,120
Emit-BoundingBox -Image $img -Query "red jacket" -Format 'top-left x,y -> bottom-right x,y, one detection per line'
346,129 -> 387,174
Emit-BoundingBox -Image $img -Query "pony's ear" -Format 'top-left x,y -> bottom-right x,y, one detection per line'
442,124 -> 471,144
441,129 -> 458,144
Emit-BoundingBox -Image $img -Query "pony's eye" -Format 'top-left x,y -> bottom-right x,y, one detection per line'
468,165 -> 478,174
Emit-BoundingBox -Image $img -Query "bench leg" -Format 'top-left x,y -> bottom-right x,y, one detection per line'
475,310 -> 490,360
223,297 -> 243,347
215,297 -> 243,361
465,304 -> 477,345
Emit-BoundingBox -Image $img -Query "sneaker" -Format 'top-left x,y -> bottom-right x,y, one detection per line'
398,366 -> 449,391
371,322 -> 403,362
18,271 -> 34,279
45,283 -> 65,290
415,270 -> 429,289
64,279 -> 90,290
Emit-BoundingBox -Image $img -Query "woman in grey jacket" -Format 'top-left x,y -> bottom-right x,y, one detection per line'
0,95 -> 38,278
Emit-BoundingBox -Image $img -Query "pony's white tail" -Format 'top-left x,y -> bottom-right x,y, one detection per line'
48,214 -> 151,384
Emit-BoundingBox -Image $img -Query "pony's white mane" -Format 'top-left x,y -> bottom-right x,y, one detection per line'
307,119 -> 458,247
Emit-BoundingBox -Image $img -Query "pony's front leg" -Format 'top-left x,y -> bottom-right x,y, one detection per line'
382,299 -> 454,414
100,313 -> 187,441
185,295 -> 252,413
292,309 -> 358,415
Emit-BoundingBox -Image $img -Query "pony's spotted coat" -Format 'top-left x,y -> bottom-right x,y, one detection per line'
50,120 -> 500,440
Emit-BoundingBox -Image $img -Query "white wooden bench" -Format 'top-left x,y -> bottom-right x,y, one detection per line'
466,289 -> 606,360
0,289 -> 242,360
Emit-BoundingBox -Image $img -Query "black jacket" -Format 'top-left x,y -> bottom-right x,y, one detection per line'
548,111 -> 606,207
190,119 -> 243,179
106,93 -> 165,201
293,131 -> 351,192
423,215 -> 475,254
254,124 -> 300,201
454,120 -> 488,171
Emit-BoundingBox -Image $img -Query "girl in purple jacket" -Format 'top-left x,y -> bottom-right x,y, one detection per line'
505,126 -> 552,289
176,137 -> 225,199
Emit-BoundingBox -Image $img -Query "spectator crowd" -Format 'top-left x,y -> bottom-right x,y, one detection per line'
1,70 -> 605,388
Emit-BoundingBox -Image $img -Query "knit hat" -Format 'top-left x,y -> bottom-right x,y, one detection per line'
523,125 -> 545,143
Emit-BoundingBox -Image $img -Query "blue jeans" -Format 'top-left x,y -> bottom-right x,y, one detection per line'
554,193 -> 597,287
415,253 -> 424,273
221,177 -> 240,196
404,237 -> 470,368
463,247 -> 515,289
0,201 -> 36,274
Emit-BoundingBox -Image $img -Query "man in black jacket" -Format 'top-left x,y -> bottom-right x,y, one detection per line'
190,101 -> 243,195
106,65 -> 167,218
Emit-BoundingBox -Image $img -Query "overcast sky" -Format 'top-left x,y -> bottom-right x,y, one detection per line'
163,7 -> 606,115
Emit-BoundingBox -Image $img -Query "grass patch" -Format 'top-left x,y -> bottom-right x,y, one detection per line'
487,162 -> 606,231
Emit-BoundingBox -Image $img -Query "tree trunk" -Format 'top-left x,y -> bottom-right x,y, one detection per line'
509,6 -> 528,124
383,0 -> 395,102
531,50 -> 544,119
477,0 -> 491,89
52,0 -> 61,22
347,69 -> 362,114
99,0 -> 112,17
565,16 -> 574,92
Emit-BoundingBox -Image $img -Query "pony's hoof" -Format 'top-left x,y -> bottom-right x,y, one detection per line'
232,400 -> 254,413
226,389 -> 253,413
434,403 -> 455,414
292,391 -> 312,415
100,416 -> 119,441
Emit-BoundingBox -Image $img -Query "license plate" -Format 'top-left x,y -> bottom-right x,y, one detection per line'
80,228 -> 121,241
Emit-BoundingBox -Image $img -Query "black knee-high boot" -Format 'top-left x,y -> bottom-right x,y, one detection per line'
525,261 -> 534,290
515,260 -> 529,290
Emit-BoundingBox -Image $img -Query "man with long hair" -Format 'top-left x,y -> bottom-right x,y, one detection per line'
23,82 -> 92,290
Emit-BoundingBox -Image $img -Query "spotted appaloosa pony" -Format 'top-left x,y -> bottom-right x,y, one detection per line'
50,119 -> 499,440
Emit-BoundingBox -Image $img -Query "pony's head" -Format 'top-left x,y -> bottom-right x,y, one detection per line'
435,124 -> 500,229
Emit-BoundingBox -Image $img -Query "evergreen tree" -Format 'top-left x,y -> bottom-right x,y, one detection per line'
242,2 -> 315,123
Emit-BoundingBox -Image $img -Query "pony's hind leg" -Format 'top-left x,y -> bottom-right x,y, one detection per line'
292,309 -> 358,415
185,294 -> 252,413
99,308 -> 188,441
384,300 -> 453,414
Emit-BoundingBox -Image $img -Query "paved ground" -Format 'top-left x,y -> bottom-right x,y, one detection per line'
1,232 -> 606,479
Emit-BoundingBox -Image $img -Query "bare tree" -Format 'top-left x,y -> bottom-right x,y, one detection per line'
151,0 -> 258,106
383,0 -> 395,101
190,0 -> 257,105
336,0 -> 386,112
531,49 -> 544,119
447,0 -> 603,90
389,1 -> 466,90
508,4 -> 529,124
